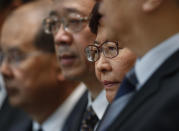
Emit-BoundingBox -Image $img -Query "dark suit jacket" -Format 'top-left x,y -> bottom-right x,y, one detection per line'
62,91 -> 88,131
0,97 -> 32,131
98,50 -> 179,131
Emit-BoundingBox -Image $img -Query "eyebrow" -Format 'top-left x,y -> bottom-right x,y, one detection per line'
64,8 -> 86,16
94,40 -> 100,45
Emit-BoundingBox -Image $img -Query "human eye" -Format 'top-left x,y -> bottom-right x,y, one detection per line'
10,50 -> 25,63
108,46 -> 116,51
68,18 -> 81,25
105,42 -> 117,51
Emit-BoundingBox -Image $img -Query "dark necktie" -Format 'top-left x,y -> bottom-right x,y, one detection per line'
115,68 -> 138,99
37,128 -> 43,131
81,106 -> 99,131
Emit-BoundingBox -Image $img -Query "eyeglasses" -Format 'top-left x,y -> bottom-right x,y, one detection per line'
85,41 -> 122,62
0,51 -> 41,67
43,11 -> 89,34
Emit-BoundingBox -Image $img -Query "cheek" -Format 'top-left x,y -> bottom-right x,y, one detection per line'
95,62 -> 101,81
14,60 -> 51,87
12,67 -> 31,85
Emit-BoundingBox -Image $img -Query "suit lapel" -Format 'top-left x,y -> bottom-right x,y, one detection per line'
107,50 -> 179,130
0,97 -> 32,131
62,91 -> 88,131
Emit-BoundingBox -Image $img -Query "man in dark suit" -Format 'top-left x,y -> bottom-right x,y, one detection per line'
96,0 -> 179,130
0,1 -> 81,131
45,0 -> 109,130
0,75 -> 32,131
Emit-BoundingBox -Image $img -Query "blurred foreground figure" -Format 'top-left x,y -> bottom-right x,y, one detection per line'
0,1 -> 32,131
0,1 -> 81,131
97,0 -> 179,131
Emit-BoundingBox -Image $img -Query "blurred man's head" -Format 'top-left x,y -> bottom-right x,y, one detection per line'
0,1 -> 76,122
52,0 -> 96,82
0,0 -> 35,31
99,0 -> 179,56
44,0 -> 104,98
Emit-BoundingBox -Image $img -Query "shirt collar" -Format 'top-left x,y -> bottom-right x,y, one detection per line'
88,90 -> 109,120
0,74 -> 6,110
135,33 -> 179,90
32,83 -> 87,131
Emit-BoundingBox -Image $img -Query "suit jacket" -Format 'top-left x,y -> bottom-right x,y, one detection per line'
0,97 -> 32,131
62,91 -> 88,131
98,50 -> 179,131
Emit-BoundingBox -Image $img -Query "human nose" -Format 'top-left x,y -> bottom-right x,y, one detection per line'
0,59 -> 13,79
54,24 -> 73,46
96,54 -> 112,74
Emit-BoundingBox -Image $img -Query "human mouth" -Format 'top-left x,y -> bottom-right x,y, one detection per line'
102,80 -> 120,90
58,53 -> 77,67
6,85 -> 18,97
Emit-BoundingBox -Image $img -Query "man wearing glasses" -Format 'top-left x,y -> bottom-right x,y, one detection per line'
43,0 -> 108,131
0,1 -> 81,131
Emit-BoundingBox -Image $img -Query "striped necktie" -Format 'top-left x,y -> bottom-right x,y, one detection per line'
81,106 -> 99,131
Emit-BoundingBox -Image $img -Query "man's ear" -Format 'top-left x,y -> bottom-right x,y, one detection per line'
142,0 -> 163,12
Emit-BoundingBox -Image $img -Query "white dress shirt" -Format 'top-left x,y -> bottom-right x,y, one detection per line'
135,33 -> 179,90
0,74 -> 6,110
32,83 -> 86,131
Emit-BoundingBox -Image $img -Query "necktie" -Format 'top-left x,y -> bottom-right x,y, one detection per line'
37,128 -> 43,131
115,68 -> 138,99
81,106 -> 99,131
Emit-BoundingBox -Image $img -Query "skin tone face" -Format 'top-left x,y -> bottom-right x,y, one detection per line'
53,0 -> 104,99
0,5 -> 67,123
54,0 -> 96,82
95,27 -> 136,103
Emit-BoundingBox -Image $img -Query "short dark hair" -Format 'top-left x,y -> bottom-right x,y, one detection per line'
89,2 -> 101,34
0,0 -> 12,10
34,26 -> 55,53
0,0 -> 34,10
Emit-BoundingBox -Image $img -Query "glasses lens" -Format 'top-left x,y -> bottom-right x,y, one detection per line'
102,42 -> 118,58
65,14 -> 88,33
85,45 -> 99,62
43,15 -> 60,34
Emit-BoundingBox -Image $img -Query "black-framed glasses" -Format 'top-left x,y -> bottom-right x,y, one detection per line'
85,41 -> 122,62
0,50 -> 41,67
43,11 -> 89,34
